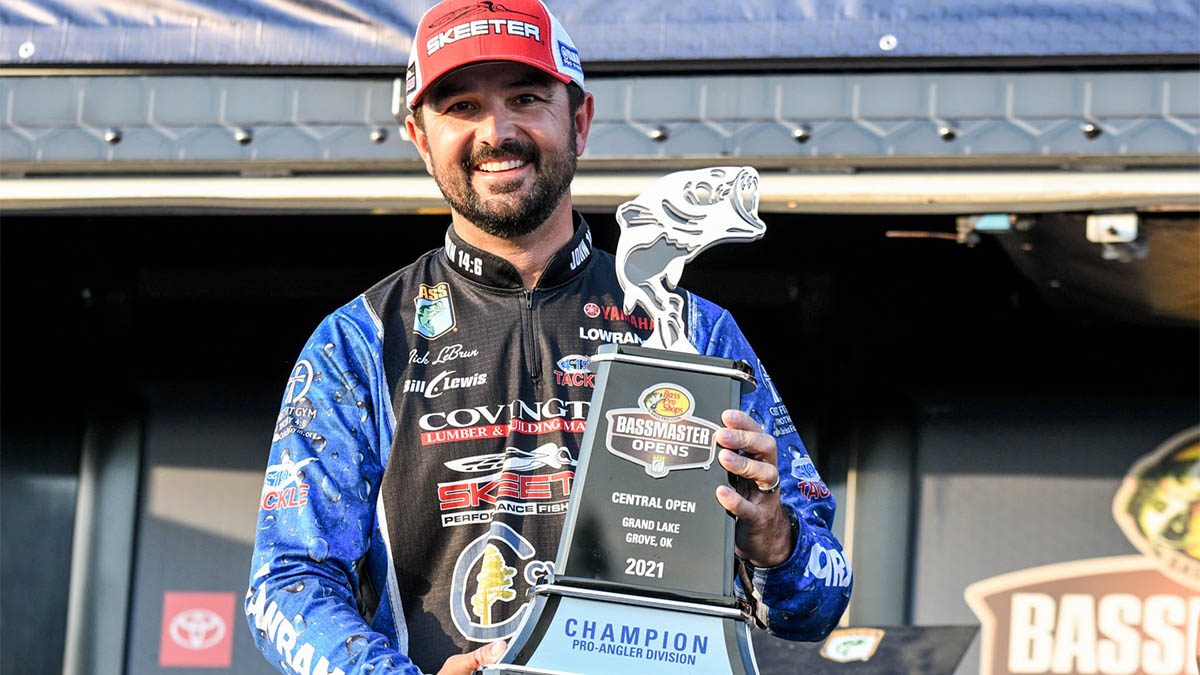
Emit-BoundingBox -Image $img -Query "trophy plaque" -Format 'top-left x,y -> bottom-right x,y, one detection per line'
480,167 -> 768,675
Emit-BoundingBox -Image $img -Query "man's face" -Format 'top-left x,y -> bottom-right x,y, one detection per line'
406,62 -> 592,238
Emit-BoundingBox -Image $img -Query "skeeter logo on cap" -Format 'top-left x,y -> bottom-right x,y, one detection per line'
426,15 -> 543,56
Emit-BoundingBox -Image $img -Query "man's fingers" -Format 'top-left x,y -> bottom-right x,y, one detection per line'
717,411 -> 777,463
438,640 -> 506,675
720,409 -> 762,433
718,449 -> 781,492
474,640 -> 507,667
716,484 -> 759,519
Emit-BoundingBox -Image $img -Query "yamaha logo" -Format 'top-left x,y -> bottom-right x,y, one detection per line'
583,302 -> 600,318
168,608 -> 226,650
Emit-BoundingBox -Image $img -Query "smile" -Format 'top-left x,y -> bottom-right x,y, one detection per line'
476,159 -> 527,172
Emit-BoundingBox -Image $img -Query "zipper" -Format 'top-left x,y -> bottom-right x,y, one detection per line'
522,289 -> 541,385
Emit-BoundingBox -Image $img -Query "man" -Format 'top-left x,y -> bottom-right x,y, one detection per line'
246,1 -> 851,674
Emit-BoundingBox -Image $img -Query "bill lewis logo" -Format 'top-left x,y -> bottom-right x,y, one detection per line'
414,282 -> 456,340
159,591 -> 235,667
554,354 -> 594,388
605,383 -> 718,478
403,370 -> 488,398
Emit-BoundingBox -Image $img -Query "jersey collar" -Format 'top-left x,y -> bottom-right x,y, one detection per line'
442,212 -> 595,289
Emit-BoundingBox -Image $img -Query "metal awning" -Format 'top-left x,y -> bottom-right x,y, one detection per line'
3,169 -> 1196,215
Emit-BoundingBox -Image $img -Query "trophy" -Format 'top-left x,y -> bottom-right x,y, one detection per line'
480,167 -> 768,675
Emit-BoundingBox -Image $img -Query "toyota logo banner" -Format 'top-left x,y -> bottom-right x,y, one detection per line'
159,591 -> 235,668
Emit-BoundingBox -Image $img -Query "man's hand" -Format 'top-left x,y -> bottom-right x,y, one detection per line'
438,640 -> 507,675
714,410 -> 795,568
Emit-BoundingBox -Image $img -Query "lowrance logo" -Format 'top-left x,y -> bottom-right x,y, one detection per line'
245,585 -> 344,675
579,327 -> 643,345
419,399 -> 588,445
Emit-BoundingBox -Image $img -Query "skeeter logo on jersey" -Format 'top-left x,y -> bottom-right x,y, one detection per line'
437,469 -> 574,526
554,354 -> 595,388
418,398 -> 589,445
444,444 -> 577,474
439,443 -> 577,526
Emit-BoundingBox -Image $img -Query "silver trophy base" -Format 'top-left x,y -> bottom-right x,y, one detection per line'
477,582 -> 759,675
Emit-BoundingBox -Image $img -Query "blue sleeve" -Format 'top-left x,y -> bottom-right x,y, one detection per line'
245,300 -> 419,675
688,293 -> 852,641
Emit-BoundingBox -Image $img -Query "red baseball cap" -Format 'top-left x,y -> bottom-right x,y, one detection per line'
405,0 -> 585,110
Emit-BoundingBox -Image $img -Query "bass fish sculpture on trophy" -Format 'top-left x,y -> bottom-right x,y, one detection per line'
479,166 -> 770,675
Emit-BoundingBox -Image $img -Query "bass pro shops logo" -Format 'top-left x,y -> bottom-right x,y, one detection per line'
414,282 -> 456,340
605,384 -> 719,478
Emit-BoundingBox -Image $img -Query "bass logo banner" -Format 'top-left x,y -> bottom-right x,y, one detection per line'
966,427 -> 1200,675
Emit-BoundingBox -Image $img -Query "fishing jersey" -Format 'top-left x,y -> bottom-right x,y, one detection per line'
246,214 -> 851,675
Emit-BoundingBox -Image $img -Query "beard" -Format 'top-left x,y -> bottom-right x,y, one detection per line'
431,131 -> 577,239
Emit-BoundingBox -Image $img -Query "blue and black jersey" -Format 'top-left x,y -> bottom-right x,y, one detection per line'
246,213 -> 851,675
